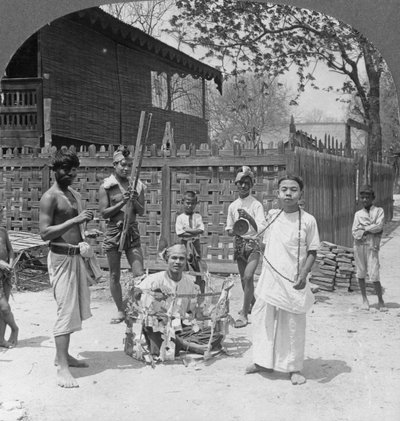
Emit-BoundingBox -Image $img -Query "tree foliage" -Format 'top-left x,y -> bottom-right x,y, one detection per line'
208,74 -> 291,147
102,1 -> 174,37
169,0 -> 387,179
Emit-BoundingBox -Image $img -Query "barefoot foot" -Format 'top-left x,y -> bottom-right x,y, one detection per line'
57,367 -> 79,388
290,371 -> 306,385
8,328 -> 19,347
55,355 -> 89,368
245,363 -> 273,375
378,302 -> 388,312
361,300 -> 370,311
0,339 -> 13,348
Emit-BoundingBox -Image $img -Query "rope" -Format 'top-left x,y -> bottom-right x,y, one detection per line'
260,208 -> 302,284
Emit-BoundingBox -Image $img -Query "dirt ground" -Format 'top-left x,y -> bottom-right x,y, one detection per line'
1,197 -> 400,421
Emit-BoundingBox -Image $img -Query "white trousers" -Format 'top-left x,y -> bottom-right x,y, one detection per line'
252,298 -> 306,373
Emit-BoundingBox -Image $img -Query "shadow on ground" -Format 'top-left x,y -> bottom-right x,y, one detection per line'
303,357 -> 352,383
16,335 -> 52,348
73,350 -> 144,378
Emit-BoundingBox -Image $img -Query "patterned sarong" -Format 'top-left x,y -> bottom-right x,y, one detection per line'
233,236 -> 260,261
103,221 -> 141,252
48,251 -> 92,336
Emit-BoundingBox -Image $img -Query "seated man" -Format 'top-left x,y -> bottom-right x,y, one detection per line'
128,244 -> 224,360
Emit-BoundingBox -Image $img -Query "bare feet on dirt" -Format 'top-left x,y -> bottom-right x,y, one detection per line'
378,301 -> 388,312
245,363 -> 273,375
290,371 -> 306,385
57,367 -> 79,388
55,354 -> 89,368
361,300 -> 370,310
8,328 -> 19,347
0,339 -> 14,348
0,328 -> 18,348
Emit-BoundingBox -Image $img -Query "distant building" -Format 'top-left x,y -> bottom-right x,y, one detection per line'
260,121 -> 366,152
0,7 -> 222,149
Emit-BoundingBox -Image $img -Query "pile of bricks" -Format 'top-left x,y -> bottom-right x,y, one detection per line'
310,241 -> 377,293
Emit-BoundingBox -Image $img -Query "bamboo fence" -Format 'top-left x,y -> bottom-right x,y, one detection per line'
0,141 -> 394,269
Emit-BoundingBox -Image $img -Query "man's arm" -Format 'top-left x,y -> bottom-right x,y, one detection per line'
238,208 -> 258,232
39,191 -> 92,241
98,184 -> 128,220
131,188 -> 145,217
294,250 -> 317,290
364,208 -> 384,234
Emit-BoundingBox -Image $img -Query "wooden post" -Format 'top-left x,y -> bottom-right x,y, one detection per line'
159,164 -> 171,250
345,122 -> 351,157
43,98 -> 52,147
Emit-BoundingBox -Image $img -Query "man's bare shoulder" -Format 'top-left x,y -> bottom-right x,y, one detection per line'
41,185 -> 61,202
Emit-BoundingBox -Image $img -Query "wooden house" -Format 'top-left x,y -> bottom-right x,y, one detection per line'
0,7 -> 222,149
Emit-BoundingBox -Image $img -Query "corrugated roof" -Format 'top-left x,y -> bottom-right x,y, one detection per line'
64,7 -> 222,93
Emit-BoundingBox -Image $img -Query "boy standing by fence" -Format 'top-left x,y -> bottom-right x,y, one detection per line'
175,191 -> 205,293
352,184 -> 385,311
226,166 -> 267,329
0,206 -> 18,348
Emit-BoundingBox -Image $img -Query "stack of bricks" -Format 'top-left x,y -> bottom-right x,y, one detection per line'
309,241 -> 338,291
310,241 -> 377,294
332,243 -> 356,291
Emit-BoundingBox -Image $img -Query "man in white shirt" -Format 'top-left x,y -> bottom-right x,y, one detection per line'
226,166 -> 267,328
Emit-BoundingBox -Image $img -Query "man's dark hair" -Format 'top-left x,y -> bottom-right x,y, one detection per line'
278,174 -> 304,191
51,149 -> 80,171
183,191 -> 198,201
116,145 -> 131,158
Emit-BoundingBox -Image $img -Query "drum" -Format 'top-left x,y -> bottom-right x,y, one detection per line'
232,218 -> 250,236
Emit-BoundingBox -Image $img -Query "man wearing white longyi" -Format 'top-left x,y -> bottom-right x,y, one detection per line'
246,175 -> 320,385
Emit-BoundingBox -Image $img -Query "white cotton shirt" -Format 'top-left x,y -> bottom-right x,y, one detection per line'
175,213 -> 204,239
256,208 -> 320,314
225,195 -> 267,239
352,205 -> 384,247
138,271 -> 199,318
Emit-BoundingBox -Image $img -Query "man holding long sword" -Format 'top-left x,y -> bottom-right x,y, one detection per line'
99,146 -> 146,324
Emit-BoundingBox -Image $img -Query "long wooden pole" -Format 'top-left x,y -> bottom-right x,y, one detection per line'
118,111 -> 147,252
133,113 -> 152,191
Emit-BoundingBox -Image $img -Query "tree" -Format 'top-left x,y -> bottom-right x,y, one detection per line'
169,1 -> 387,182
380,67 -> 400,154
208,74 -> 290,148
102,1 -> 174,37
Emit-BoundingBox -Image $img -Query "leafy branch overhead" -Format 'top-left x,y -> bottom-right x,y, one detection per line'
170,1 -> 381,113
169,0 -> 387,176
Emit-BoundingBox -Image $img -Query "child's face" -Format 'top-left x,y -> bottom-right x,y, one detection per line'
236,176 -> 253,198
183,197 -> 197,214
360,192 -> 374,208
278,179 -> 302,208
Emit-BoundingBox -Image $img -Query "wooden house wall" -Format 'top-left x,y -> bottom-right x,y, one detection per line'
40,18 -> 208,148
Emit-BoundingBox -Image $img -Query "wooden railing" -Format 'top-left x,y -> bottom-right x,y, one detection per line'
0,77 -> 43,148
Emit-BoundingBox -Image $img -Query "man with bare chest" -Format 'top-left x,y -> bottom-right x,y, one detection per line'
40,149 -> 95,388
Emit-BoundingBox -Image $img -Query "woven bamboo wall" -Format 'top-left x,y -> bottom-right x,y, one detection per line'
0,143 -> 394,262
0,142 -> 286,264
